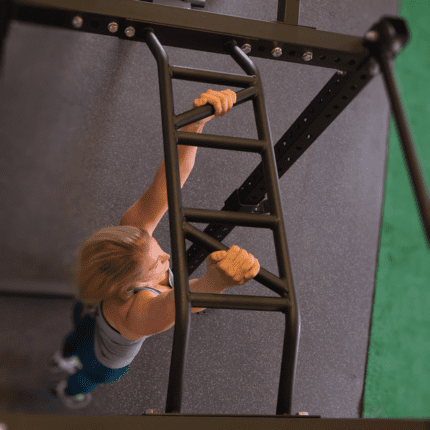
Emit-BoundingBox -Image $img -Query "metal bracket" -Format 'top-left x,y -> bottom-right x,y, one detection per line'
362,16 -> 409,59
225,189 -> 272,215
275,0 -> 300,26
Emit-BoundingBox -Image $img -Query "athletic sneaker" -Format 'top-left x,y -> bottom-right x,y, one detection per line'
52,379 -> 93,409
47,349 -> 83,375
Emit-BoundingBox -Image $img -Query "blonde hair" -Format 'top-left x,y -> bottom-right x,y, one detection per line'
67,226 -> 151,314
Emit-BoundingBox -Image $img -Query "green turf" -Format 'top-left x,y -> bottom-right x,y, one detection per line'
363,0 -> 430,419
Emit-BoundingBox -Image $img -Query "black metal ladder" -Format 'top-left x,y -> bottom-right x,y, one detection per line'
145,28 -> 300,416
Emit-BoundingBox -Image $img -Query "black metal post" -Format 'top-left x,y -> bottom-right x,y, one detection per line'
223,39 -> 301,416
144,27 -> 192,414
363,17 -> 430,250
277,0 -> 300,26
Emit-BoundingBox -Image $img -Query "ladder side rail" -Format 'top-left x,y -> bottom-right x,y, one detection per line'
144,27 -> 193,414
224,39 -> 300,416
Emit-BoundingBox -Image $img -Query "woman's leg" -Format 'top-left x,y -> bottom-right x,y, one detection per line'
61,313 -> 131,396
65,365 -> 131,396
62,301 -> 95,357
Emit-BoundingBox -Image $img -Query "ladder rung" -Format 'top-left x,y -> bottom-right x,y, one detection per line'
189,292 -> 291,312
183,207 -> 279,229
182,222 -> 289,296
175,87 -> 257,129
176,131 -> 266,153
171,65 -> 255,87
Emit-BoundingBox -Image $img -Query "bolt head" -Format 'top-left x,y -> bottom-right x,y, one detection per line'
302,51 -> 313,62
108,22 -> 118,33
72,16 -> 83,29
392,40 -> 402,53
125,26 -> 136,38
241,44 -> 251,54
369,58 -> 380,76
272,47 -> 282,58
365,31 -> 378,42
387,23 -> 396,38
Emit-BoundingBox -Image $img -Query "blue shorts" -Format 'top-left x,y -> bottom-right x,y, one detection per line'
62,301 -> 131,396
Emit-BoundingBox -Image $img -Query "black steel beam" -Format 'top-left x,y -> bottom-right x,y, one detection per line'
12,0 -> 366,72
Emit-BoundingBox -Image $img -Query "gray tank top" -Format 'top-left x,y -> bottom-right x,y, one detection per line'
93,267 -> 174,369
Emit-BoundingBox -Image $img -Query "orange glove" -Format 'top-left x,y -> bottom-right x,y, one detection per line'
205,245 -> 260,287
181,89 -> 237,133
193,89 -> 237,118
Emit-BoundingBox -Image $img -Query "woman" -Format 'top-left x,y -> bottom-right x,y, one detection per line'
47,89 -> 258,409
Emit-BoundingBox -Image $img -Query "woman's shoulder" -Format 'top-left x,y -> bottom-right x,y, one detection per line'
134,270 -> 171,294
134,283 -> 171,296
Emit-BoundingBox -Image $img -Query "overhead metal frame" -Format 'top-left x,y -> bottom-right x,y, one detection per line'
11,0 -> 363,70
0,0 -> 428,422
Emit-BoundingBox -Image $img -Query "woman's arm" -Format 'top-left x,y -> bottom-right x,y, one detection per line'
121,89 -> 236,234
